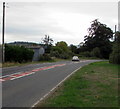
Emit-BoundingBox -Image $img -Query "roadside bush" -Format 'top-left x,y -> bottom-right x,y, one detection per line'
79,51 -> 91,57
91,47 -> 101,58
5,44 -> 34,63
109,44 -> 120,64
50,46 -> 72,59
50,51 -> 60,58
109,53 -> 120,64
39,54 -> 52,61
109,31 -> 120,64
59,52 -> 70,59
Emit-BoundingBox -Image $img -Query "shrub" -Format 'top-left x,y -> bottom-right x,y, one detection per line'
50,46 -> 72,59
91,47 -> 101,58
5,44 -> 34,63
109,52 -> 120,64
59,52 -> 70,59
79,51 -> 91,57
50,51 -> 60,58
39,54 -> 52,61
109,44 -> 120,64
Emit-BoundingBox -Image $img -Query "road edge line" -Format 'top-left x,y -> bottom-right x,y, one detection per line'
31,66 -> 81,108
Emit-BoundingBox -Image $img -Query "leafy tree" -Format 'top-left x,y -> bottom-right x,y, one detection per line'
51,46 -> 63,54
69,44 -> 77,54
41,35 -> 53,53
39,54 -> 52,61
56,41 -> 69,52
50,46 -> 63,58
50,41 -> 72,59
83,19 -> 113,59
91,47 -> 101,58
79,51 -> 91,57
42,35 -> 53,45
109,31 -> 120,64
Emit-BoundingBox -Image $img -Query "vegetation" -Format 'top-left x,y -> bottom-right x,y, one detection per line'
69,44 -> 78,54
50,41 -> 73,59
8,41 -> 39,46
91,47 -> 101,58
39,54 -> 52,61
37,61 -> 119,107
78,19 -> 113,59
5,44 -> 34,63
4,19 -> 119,65
3,58 -> 69,68
41,35 -> 53,53
109,31 -> 120,64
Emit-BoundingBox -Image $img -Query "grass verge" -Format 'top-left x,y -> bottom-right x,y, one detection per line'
2,58 -> 69,68
2,61 -> 56,68
36,61 -> 119,107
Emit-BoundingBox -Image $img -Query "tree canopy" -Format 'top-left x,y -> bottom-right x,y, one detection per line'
50,41 -> 73,59
109,31 -> 120,64
42,35 -> 53,46
42,35 -> 53,53
81,19 -> 113,59
56,41 -> 69,52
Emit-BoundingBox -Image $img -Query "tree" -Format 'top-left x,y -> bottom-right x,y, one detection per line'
42,35 -> 53,45
109,31 -> 120,64
69,44 -> 77,54
50,41 -> 72,59
56,41 -> 69,52
83,19 -> 113,59
91,47 -> 101,58
41,35 -> 53,53
50,46 -> 63,58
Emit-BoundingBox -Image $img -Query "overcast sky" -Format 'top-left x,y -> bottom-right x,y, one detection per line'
0,1 -> 118,45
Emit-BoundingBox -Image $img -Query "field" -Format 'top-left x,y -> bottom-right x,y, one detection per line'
37,61 -> 119,107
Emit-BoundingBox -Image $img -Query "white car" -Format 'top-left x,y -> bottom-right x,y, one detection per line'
72,56 -> 80,61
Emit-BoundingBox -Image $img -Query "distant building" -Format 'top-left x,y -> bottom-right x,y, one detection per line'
8,41 -> 45,61
27,46 -> 45,61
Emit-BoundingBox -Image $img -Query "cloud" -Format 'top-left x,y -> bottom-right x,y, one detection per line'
0,2 -> 118,45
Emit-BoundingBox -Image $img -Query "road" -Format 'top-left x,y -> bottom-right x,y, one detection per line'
2,60 -> 100,107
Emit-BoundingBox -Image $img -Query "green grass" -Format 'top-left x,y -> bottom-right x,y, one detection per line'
2,60 -> 54,68
79,56 -> 103,60
2,58 -> 70,68
3,60 -> 54,67
37,61 -> 119,107
3,56 -> 101,68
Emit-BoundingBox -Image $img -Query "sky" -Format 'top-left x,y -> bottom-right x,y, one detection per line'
0,1 -> 119,45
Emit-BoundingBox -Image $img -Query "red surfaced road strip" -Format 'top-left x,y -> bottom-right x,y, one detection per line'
2,77 -> 14,81
0,64 -> 66,82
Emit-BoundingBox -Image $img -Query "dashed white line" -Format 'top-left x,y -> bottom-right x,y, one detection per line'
1,63 -> 66,82
10,72 -> 35,80
0,72 -> 23,78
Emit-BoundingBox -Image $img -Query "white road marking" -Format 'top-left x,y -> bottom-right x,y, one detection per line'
0,72 -> 23,78
1,66 -> 47,78
10,72 -> 35,80
1,63 -> 66,82
0,79 -> 5,82
31,66 -> 81,108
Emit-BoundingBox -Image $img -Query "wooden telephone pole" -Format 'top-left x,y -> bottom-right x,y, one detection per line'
2,2 -> 5,63
114,25 -> 117,41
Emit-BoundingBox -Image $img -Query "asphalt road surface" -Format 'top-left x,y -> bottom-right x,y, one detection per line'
2,60 -> 100,107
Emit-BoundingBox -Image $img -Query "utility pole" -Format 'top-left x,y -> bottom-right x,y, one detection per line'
114,25 -> 117,41
2,2 -> 5,63
115,25 -> 117,33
